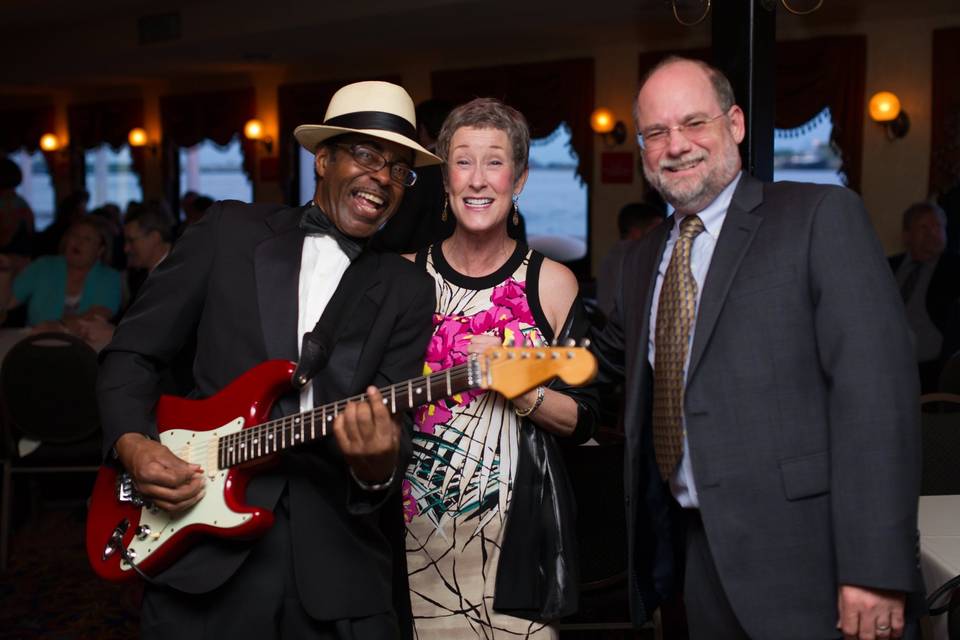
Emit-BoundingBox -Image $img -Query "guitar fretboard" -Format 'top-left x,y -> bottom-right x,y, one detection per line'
217,359 -> 481,469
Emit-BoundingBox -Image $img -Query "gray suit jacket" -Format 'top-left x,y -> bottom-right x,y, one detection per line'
592,173 -> 923,638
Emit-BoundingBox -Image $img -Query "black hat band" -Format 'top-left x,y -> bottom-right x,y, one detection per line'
324,111 -> 418,145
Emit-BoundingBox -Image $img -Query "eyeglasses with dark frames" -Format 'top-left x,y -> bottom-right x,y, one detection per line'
336,143 -> 417,187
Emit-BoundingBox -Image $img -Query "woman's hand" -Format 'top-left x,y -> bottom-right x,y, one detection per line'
466,333 -> 503,354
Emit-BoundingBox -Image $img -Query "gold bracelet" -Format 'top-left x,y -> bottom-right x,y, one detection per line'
514,385 -> 545,417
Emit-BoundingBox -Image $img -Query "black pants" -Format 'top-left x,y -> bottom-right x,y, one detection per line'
140,494 -> 399,640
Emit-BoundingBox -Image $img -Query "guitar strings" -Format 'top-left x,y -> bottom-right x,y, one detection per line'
171,349 -> 577,469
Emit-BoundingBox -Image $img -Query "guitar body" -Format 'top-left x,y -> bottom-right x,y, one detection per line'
85,359 -> 297,583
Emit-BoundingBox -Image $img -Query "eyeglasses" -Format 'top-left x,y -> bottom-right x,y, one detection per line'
637,112 -> 729,151
336,144 -> 417,187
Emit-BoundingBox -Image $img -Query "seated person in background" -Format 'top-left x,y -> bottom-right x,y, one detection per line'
0,156 -> 35,258
0,215 -> 121,331
889,201 -> 960,392
595,201 -> 665,318
90,203 -> 126,271
33,190 -> 89,258
76,198 -> 177,352
123,198 -> 176,300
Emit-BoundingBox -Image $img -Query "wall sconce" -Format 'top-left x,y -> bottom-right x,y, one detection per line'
128,127 -> 158,154
39,133 -> 61,152
591,108 -> 626,147
868,91 -> 910,140
244,118 -> 273,153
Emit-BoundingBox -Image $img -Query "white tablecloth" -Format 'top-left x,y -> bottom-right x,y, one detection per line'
919,495 -> 960,640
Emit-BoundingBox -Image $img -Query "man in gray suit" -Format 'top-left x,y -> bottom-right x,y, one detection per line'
591,57 -> 922,639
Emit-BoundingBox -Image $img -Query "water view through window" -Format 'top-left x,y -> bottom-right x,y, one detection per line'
84,144 -> 142,211
179,136 -> 252,203
523,123 -> 589,262
774,107 -> 845,186
10,149 -> 55,230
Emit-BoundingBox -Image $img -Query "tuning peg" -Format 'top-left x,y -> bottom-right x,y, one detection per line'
580,338 -> 591,348
550,337 -> 558,347
565,338 -> 576,347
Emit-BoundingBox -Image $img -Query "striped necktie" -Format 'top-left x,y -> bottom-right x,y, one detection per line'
652,214 -> 705,480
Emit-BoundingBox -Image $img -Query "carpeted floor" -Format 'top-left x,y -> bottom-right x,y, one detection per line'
1,503 -> 141,639
0,497 -> 654,639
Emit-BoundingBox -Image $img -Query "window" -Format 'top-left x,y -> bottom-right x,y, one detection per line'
774,107 -> 846,187
523,123 -> 588,262
84,144 -> 142,210
179,136 -> 252,203
299,145 -> 316,206
10,149 -> 55,230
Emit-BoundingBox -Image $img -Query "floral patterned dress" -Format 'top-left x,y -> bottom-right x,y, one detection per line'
404,243 -> 556,639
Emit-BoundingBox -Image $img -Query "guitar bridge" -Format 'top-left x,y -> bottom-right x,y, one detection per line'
116,471 -> 149,508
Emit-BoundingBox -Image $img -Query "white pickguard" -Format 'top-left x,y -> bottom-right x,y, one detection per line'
122,417 -> 251,571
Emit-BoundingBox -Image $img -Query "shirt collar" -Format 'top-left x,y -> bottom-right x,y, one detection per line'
672,172 -> 742,240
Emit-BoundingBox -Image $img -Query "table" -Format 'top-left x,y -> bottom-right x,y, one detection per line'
920,495 -> 960,640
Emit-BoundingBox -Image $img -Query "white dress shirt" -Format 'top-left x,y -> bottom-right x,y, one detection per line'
647,174 -> 741,508
297,234 -> 351,412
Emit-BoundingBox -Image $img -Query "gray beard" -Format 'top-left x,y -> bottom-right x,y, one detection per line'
644,145 -> 741,214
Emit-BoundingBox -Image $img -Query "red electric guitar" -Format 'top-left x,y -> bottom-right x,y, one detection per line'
85,345 -> 596,583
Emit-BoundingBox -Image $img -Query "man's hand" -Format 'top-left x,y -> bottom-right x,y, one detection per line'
74,315 -> 116,351
114,433 -> 205,513
332,386 -> 400,486
837,584 -> 906,640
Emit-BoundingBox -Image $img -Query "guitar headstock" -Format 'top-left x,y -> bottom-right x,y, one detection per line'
479,345 -> 597,399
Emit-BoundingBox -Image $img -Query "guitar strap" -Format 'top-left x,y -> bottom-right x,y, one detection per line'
291,263 -> 357,390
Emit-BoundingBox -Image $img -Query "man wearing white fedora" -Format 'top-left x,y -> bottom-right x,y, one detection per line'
98,81 -> 440,638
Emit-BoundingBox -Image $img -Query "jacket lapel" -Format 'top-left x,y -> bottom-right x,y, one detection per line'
254,206 -> 306,364
311,250 -> 384,401
686,174 -> 764,381
637,221 -> 671,368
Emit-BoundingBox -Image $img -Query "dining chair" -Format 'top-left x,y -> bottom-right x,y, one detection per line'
557,428 -> 662,635
0,332 -> 102,571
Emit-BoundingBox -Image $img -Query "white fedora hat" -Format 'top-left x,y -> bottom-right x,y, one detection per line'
294,81 -> 441,168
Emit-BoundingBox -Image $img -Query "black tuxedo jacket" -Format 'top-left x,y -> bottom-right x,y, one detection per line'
592,174 -> 923,638
98,201 -> 435,620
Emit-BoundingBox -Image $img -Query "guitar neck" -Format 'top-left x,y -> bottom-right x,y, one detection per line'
218,358 -> 482,468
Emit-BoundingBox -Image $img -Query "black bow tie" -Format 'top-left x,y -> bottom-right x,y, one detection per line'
299,204 -> 365,261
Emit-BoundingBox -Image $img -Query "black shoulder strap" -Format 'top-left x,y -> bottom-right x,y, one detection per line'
415,244 -> 431,268
290,262 -> 357,389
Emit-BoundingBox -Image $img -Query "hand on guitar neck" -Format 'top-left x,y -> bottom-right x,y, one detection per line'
331,386 -> 399,486
114,433 -> 206,513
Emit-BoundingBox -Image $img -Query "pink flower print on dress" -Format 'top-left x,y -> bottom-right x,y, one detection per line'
490,278 -> 534,325
401,479 -> 418,523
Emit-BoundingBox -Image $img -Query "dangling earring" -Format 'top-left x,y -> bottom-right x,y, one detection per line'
512,194 -> 520,226
441,194 -> 449,222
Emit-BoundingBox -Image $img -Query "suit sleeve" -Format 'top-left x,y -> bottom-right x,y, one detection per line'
346,268 -> 435,513
96,203 -> 223,459
589,245 -> 629,388
809,187 -> 921,592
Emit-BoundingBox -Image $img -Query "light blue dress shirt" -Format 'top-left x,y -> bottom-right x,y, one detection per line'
647,174 -> 741,508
